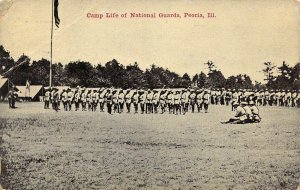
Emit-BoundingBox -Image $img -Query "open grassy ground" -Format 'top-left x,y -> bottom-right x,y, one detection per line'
0,102 -> 299,190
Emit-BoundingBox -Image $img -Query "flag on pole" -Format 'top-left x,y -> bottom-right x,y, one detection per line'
54,0 -> 60,28
26,80 -> 30,90
25,80 -> 30,98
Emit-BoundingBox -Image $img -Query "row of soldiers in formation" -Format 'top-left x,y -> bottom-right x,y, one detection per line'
44,87 -> 300,114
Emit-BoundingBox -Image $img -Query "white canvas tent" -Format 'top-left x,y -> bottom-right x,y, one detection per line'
16,85 -> 43,101
0,77 -> 11,100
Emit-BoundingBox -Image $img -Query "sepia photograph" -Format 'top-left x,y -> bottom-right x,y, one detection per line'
0,0 -> 299,189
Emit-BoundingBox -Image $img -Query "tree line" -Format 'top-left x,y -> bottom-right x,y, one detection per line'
0,45 -> 299,90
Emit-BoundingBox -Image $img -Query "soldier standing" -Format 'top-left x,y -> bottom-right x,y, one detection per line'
225,89 -> 232,106
8,87 -> 14,108
132,90 -> 139,113
203,89 -> 210,113
167,90 -> 174,114
146,89 -> 153,114
98,88 -> 106,112
106,89 -> 113,114
118,90 -> 125,113
67,88 -> 74,111
232,89 -> 239,111
139,90 -> 147,114
81,88 -> 87,111
125,90 -> 132,113
112,90 -> 119,113
152,90 -> 160,114
285,90 -> 292,107
196,89 -> 204,112
44,89 -> 51,109
91,89 -> 99,111
291,90 -> 298,107
52,88 -> 60,112
189,89 -> 196,113
61,89 -> 68,111
74,90 -> 80,111
159,90 -> 167,114
181,89 -> 189,114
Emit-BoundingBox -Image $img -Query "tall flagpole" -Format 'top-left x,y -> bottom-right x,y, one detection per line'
50,0 -> 53,87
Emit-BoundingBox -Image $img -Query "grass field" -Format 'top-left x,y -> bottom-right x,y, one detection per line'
0,102 -> 299,189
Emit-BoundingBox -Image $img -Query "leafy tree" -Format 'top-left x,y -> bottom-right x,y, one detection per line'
8,54 -> 31,85
104,59 -> 125,88
30,58 -> 50,86
206,70 -> 226,88
64,61 -> 96,87
198,72 -> 207,88
204,60 -> 216,74
0,45 -> 15,75
123,62 -> 146,89
262,62 -> 276,87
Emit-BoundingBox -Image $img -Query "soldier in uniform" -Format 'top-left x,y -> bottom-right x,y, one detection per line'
159,90 -> 167,114
257,90 -> 264,106
253,89 -> 259,106
112,90 -> 119,113
146,89 -> 153,114
8,87 -> 14,108
67,88 -> 74,111
125,90 -> 132,113
106,89 -> 113,114
215,89 -> 221,105
210,88 -> 216,105
74,89 -> 81,111
173,90 -> 181,114
152,90 -> 160,114
225,89 -> 232,106
81,88 -> 87,111
52,88 -> 60,112
203,89 -> 210,113
181,89 -> 189,115
98,88 -> 106,112
167,90 -> 174,114
220,88 -> 226,105
196,89 -> 204,112
118,90 -> 125,113
91,90 -> 98,111
132,90 -> 139,113
269,90 -> 275,106
285,90 -> 292,107
264,89 -> 270,106
50,88 -> 55,109
221,102 -> 247,124
61,89 -> 68,111
189,89 -> 196,113
291,90 -> 298,107
249,101 -> 261,123
232,89 -> 239,111
242,101 -> 253,123
139,90 -> 147,114
87,90 -> 93,111
44,89 -> 51,109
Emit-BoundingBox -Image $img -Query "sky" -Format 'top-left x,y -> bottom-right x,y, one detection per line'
0,0 -> 299,83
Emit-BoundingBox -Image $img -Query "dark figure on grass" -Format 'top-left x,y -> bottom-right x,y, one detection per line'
8,87 -> 17,109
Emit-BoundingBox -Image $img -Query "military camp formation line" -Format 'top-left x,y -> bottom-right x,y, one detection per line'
43,87 -> 300,114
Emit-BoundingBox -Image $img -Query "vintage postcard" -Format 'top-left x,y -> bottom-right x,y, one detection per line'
0,0 -> 299,189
